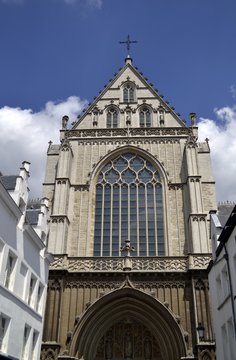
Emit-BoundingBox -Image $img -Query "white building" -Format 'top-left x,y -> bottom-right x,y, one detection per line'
0,162 -> 52,360
209,204 -> 236,360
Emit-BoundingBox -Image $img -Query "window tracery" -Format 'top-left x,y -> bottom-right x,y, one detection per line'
107,107 -> 118,128
123,84 -> 135,102
140,107 -> 151,127
94,152 -> 165,257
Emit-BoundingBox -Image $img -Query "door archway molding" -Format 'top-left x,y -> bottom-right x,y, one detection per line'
68,287 -> 187,359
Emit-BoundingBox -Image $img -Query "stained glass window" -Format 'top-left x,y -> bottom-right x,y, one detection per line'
94,153 -> 164,256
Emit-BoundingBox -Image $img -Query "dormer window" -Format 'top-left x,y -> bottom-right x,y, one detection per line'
140,107 -> 151,127
107,107 -> 118,128
123,84 -> 135,103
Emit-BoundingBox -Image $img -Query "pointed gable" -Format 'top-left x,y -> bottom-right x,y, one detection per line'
72,57 -> 186,130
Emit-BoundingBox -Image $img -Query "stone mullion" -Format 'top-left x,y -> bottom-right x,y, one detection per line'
110,186 -> 113,256
101,185 -> 105,256
145,184 -> 149,256
42,286 -> 53,342
118,184 -> 121,255
76,287 -> 84,316
153,184 -> 158,256
68,287 -> 78,336
44,284 -> 61,344
203,280 -> 213,341
136,184 -> 140,256
170,286 -> 178,318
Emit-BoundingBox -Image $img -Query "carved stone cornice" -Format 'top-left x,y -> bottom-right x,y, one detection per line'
41,343 -> 61,360
186,135 -> 198,148
49,215 -> 70,224
56,178 -> 71,186
77,138 -> 180,146
73,184 -> 90,191
188,254 -> 212,269
189,214 -> 207,222
50,254 -> 212,272
65,127 -> 192,139
168,183 -> 185,190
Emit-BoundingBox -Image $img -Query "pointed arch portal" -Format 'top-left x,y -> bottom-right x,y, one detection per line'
69,287 -> 186,360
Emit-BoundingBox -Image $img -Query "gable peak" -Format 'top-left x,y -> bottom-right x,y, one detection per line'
125,55 -> 133,65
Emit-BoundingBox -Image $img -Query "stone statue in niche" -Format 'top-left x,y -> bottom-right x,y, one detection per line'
144,336 -> 152,359
105,335 -> 113,360
124,329 -> 133,359
62,115 -> 69,129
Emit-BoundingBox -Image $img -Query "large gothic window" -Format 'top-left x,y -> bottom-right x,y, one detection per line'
94,152 -> 165,257
140,107 -> 151,127
107,107 -> 118,128
123,84 -> 135,102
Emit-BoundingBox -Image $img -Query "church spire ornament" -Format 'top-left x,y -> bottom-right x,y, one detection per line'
119,34 -> 138,59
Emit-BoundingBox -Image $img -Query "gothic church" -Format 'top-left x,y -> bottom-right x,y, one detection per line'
41,55 -> 217,360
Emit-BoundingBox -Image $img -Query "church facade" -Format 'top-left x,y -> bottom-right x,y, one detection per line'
41,56 -> 217,360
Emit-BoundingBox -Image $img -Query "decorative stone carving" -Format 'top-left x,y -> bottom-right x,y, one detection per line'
168,183 -> 184,190
190,255 -> 212,269
73,185 -> 90,191
77,138 -> 180,146
50,255 -> 212,272
186,135 -> 197,148
62,115 -> 69,129
65,127 -> 192,139
41,343 -> 61,360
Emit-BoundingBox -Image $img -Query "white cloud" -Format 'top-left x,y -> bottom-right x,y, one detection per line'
230,84 -> 236,99
0,96 -> 87,198
63,0 -> 102,8
1,99 -> 235,203
198,105 -> 236,202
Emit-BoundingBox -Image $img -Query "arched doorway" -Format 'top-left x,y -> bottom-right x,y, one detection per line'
68,287 -> 187,360
95,317 -> 162,359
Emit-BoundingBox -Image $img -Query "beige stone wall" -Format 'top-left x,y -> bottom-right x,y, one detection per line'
43,136 -> 216,257
43,272 -> 213,357
42,61 -> 217,258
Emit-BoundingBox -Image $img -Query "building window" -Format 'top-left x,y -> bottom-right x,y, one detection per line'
0,240 -> 4,283
4,252 -> 16,290
107,107 -> 118,128
222,265 -> 230,299
0,314 -> 10,353
140,107 -> 151,127
216,274 -> 222,305
222,324 -> 229,360
123,84 -> 135,102
28,276 -> 36,307
94,152 -> 164,257
36,284 -> 43,313
22,325 -> 31,360
227,318 -> 236,360
31,330 -> 39,360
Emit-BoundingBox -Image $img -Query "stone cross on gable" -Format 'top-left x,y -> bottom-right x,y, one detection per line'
119,34 -> 138,55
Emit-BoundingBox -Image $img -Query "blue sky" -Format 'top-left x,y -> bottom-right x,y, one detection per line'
0,0 -> 236,201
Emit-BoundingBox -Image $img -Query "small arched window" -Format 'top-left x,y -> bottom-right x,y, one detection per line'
140,107 -> 151,127
107,107 -> 118,128
123,84 -> 135,102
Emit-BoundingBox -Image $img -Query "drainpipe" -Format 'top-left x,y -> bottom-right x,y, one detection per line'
223,243 -> 236,336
